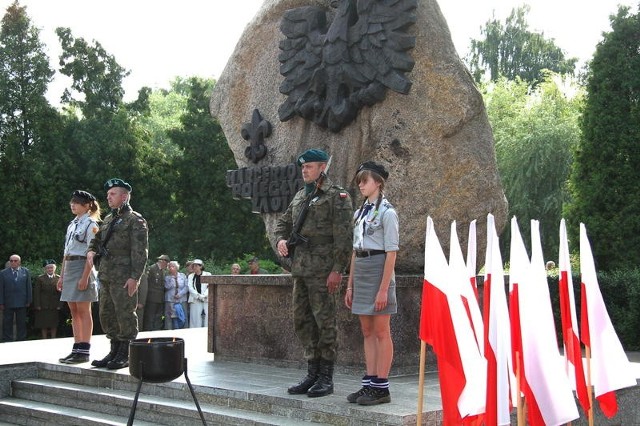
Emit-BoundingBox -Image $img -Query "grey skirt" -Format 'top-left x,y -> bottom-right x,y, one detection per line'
352,253 -> 397,315
60,259 -> 98,302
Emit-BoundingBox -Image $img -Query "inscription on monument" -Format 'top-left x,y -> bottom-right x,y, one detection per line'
226,164 -> 303,213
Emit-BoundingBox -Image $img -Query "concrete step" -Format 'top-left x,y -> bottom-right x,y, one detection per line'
32,363 -> 412,425
0,397 -> 157,425
7,377 -> 321,426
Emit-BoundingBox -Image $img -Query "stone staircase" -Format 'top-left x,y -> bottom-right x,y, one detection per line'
0,363 -> 421,425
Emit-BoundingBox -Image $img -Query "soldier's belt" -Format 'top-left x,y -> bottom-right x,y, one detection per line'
105,249 -> 132,256
306,235 -> 334,245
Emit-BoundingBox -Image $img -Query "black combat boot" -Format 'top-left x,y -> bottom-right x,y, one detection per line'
106,341 -> 130,370
307,360 -> 334,397
287,359 -> 320,394
91,340 -> 118,368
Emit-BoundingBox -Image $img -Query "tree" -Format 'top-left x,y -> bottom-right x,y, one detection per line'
167,77 -> 270,262
467,5 -> 577,86
56,26 -> 129,119
565,5 -> 640,271
0,1 -> 65,259
485,73 -> 583,256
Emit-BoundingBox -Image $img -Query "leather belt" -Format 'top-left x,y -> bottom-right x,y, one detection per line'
64,255 -> 86,261
355,250 -> 386,258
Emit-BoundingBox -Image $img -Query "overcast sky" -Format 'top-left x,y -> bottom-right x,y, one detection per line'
1,0 -> 636,104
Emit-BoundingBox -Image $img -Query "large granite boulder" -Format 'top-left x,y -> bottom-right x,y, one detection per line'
210,0 -> 508,273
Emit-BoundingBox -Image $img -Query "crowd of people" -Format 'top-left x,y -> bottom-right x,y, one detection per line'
0,149 -> 399,406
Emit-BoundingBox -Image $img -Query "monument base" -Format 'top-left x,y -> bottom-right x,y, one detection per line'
202,274 -> 434,375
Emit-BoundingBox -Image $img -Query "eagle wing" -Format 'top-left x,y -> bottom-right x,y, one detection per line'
278,6 -> 327,122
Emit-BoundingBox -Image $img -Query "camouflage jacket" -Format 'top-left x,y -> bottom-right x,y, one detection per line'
88,204 -> 148,282
275,177 -> 353,277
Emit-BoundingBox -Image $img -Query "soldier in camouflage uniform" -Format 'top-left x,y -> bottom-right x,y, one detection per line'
88,178 -> 148,370
275,149 -> 353,398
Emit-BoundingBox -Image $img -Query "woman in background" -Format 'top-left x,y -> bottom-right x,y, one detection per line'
187,259 -> 211,328
164,260 -> 188,329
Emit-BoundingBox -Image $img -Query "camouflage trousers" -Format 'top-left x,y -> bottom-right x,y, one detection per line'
98,277 -> 139,341
292,276 -> 338,362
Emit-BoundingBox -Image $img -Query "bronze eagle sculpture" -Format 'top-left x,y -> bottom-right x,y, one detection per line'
278,0 -> 417,133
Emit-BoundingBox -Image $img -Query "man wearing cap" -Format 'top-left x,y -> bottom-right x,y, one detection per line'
33,260 -> 62,339
143,254 -> 170,331
0,254 -> 32,342
275,148 -> 353,398
88,178 -> 148,369
247,257 -> 268,274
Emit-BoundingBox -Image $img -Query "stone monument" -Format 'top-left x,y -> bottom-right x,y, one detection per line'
211,0 -> 508,271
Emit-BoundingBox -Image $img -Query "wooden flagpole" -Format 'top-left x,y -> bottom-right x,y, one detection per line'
417,340 -> 427,425
585,346 -> 594,426
516,351 -> 525,426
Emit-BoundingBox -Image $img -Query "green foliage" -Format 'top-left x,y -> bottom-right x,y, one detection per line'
565,5 -> 640,271
56,27 -> 130,118
467,5 -> 577,86
546,269 -> 640,351
484,73 -> 583,256
0,1 -> 66,259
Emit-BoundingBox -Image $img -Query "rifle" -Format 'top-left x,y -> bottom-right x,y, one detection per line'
285,171 -> 327,260
93,213 -> 118,268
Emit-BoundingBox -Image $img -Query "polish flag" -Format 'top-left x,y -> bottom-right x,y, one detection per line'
517,220 -> 579,425
558,219 -> 590,414
419,217 -> 465,424
483,214 -> 515,425
420,217 -> 484,423
459,220 -> 483,354
579,223 -> 636,418
449,221 -> 487,420
467,219 -> 479,302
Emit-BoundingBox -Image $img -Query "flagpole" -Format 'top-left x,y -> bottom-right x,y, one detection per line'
585,346 -> 594,426
516,352 -> 525,426
417,340 -> 426,426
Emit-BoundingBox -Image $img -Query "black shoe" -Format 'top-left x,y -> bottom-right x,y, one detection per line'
92,340 -> 119,368
62,353 -> 89,364
347,386 -> 368,403
106,341 -> 130,370
307,360 -> 334,398
59,352 -> 75,363
356,387 -> 391,405
288,360 -> 320,394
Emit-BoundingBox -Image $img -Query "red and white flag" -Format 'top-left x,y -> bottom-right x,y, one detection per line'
579,223 -> 636,418
467,219 -> 479,302
420,217 -> 485,423
458,220 -> 483,354
483,214 -> 515,426
517,220 -> 579,425
419,216 -> 466,424
558,219 -> 590,414
449,221 -> 486,419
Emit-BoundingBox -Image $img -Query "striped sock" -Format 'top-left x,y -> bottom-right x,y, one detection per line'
371,377 -> 389,391
77,342 -> 91,356
71,343 -> 79,354
362,375 -> 376,388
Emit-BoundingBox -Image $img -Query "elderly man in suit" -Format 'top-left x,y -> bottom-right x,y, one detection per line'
0,254 -> 33,342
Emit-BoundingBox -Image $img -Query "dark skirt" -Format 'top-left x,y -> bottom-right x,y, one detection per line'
352,253 -> 397,315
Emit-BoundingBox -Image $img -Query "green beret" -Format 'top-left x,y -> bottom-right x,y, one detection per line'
42,259 -> 56,267
104,178 -> 132,192
297,149 -> 329,166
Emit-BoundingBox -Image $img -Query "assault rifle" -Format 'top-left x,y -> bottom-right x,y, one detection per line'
285,171 -> 326,260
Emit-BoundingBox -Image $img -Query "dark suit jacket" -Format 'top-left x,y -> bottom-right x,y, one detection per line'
0,267 -> 32,308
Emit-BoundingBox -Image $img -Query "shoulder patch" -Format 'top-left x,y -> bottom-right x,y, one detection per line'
339,192 -> 348,198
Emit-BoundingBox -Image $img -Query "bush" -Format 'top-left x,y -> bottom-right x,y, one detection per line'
547,268 -> 640,351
